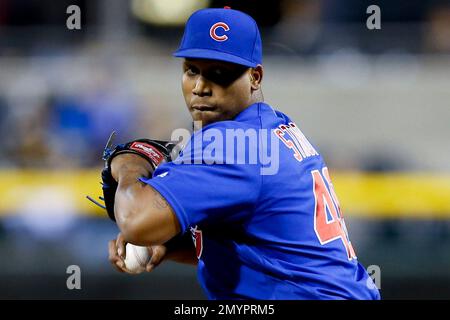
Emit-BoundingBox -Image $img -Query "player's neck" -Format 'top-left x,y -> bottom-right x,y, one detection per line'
249,90 -> 264,105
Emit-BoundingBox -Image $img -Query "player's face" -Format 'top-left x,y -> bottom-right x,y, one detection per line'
182,58 -> 253,127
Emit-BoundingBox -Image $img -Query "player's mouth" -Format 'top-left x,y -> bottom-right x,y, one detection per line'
191,105 -> 217,112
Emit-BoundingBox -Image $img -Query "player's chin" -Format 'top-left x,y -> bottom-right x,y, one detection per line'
190,109 -> 223,127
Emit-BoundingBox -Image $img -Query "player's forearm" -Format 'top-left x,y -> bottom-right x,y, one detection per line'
111,155 -> 159,245
115,174 -> 198,264
111,153 -> 180,247
113,155 -> 153,223
114,166 -> 153,243
115,180 -> 179,246
115,169 -> 149,224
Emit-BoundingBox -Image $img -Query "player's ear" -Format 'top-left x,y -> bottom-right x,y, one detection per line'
250,65 -> 263,90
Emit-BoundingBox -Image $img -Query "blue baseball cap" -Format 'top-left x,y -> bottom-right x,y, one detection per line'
173,7 -> 262,67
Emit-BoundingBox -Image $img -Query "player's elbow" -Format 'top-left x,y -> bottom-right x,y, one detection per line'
116,207 -> 161,246
118,214 -> 144,245
114,186 -> 181,246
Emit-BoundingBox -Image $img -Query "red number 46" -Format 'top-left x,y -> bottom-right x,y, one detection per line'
311,168 -> 357,260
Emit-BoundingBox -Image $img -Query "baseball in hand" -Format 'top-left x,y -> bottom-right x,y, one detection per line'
123,243 -> 151,274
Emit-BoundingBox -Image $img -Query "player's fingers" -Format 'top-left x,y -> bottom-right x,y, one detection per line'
113,262 -> 126,273
145,247 -> 154,272
108,239 -> 118,262
151,245 -> 167,266
116,233 -> 126,259
110,239 -> 138,274
108,240 -> 125,273
146,245 -> 166,272
116,260 -> 133,273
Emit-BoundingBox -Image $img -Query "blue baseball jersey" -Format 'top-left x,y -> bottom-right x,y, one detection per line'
141,102 -> 380,300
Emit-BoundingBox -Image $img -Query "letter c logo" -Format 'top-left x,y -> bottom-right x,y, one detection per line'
210,22 -> 230,42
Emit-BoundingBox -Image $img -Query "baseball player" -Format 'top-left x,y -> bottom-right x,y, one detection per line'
106,7 -> 381,300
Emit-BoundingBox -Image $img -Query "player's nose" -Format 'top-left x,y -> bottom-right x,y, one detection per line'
192,75 -> 212,97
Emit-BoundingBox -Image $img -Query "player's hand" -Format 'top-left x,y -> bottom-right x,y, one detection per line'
108,232 -> 167,273
110,153 -> 153,182
146,244 -> 167,272
108,232 -> 129,273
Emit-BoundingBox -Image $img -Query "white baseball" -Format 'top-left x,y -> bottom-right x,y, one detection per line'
123,243 -> 151,274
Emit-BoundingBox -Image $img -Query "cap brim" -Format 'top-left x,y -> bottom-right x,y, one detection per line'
173,48 -> 257,68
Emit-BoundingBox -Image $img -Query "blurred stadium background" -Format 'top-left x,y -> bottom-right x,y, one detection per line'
1,0 -> 450,299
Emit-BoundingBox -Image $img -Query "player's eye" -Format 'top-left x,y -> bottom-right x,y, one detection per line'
205,68 -> 229,83
185,66 -> 199,76
213,68 -> 224,76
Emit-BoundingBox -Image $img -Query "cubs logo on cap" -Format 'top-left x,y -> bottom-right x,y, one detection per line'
210,22 -> 230,42
173,8 -> 262,67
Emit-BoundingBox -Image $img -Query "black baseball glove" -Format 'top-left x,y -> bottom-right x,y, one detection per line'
87,131 -> 177,222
